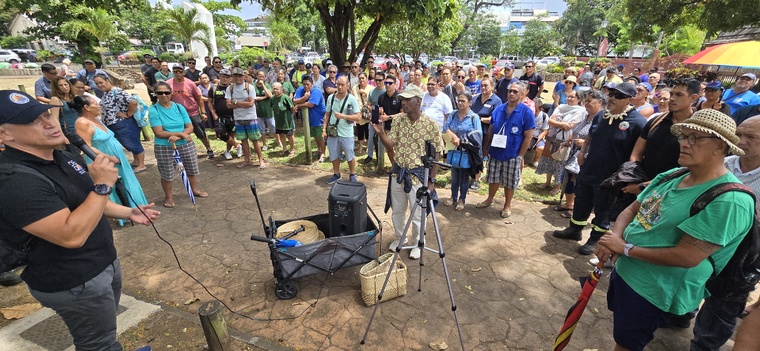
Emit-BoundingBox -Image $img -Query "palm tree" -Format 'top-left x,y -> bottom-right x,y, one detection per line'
158,8 -> 213,56
61,6 -> 125,68
267,20 -> 301,54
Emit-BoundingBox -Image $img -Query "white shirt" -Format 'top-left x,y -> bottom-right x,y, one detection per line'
224,83 -> 257,121
421,92 -> 454,131
725,155 -> 760,205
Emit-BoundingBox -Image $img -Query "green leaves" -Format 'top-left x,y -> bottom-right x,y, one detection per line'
158,7 -> 214,55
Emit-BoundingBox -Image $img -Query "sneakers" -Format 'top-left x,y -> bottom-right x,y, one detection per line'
236,145 -> 244,158
409,247 -> 421,260
223,151 -> 233,160
578,237 -> 600,255
469,181 -> 480,190
362,157 -> 373,164
326,174 -> 341,184
206,149 -> 214,159
261,145 -> 268,151
588,257 -> 614,268
349,174 -> 357,182
552,227 -> 583,241
0,270 -> 22,287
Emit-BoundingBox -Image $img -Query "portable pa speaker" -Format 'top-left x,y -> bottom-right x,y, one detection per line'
328,180 -> 367,237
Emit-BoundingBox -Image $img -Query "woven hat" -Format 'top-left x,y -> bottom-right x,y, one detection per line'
275,220 -> 325,245
670,109 -> 744,155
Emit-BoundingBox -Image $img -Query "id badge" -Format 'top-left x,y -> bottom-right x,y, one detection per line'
491,134 -> 507,148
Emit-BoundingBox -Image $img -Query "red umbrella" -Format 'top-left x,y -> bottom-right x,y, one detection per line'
553,262 -> 604,351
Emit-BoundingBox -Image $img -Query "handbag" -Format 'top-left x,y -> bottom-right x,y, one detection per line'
359,92 -> 371,121
551,144 -> 571,161
565,150 -> 581,174
326,94 -> 349,138
446,149 -> 470,168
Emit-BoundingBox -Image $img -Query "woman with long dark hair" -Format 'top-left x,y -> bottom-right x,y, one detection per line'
49,76 -> 79,134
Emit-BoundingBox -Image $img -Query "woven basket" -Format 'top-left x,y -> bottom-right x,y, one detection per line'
360,253 -> 407,306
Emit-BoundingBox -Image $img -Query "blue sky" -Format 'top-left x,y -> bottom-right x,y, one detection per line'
151,1 -> 568,21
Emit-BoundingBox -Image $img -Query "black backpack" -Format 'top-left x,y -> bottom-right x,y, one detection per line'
0,163 -> 55,273
654,168 -> 760,299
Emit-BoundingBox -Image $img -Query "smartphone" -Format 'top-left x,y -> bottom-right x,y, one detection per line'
371,104 -> 380,124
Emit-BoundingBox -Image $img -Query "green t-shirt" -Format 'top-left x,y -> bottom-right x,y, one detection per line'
255,82 -> 274,119
616,168 -> 755,314
280,81 -> 295,97
271,94 -> 294,131
326,93 -> 361,138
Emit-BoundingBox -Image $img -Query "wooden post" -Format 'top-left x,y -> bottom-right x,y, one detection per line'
302,107 -> 312,163
17,85 -> 26,93
198,301 -> 230,351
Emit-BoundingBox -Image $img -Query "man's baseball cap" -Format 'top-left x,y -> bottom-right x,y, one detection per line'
219,69 -> 232,76
740,73 -> 757,80
84,59 -> 95,64
305,63 -> 312,70
617,64 -> 625,70
504,62 -> 515,70
297,59 -> 305,65
143,53 -> 152,58
611,82 -> 637,98
398,85 -> 425,99
231,67 -> 245,75
705,81 -> 723,90
637,82 -> 652,92
172,63 -> 184,70
326,59 -> 333,65
476,63 -> 486,68
606,67 -> 617,74
0,90 -> 62,125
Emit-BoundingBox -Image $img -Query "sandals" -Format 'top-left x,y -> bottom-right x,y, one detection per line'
561,211 -> 573,219
236,162 -> 252,169
444,198 -> 454,206
500,209 -> 511,218
163,201 -> 176,208
455,203 -> 465,211
475,201 -> 493,209
193,191 -> 209,198
553,205 -> 573,212
259,163 -> 268,169
549,188 -> 561,196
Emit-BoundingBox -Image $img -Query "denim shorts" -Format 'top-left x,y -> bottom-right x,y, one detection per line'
107,118 -> 144,154
607,270 -> 668,351
326,136 -> 355,162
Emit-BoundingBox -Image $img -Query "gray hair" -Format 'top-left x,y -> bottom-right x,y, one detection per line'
586,89 -> 608,107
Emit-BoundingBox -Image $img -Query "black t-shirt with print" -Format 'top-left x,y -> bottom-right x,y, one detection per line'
379,91 -> 401,131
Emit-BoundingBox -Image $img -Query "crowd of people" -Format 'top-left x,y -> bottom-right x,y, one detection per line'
10,50 -> 760,350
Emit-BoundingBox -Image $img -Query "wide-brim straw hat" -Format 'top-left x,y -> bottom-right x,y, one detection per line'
670,109 -> 744,155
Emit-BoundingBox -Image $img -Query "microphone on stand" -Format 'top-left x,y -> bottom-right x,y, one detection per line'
65,131 -> 131,207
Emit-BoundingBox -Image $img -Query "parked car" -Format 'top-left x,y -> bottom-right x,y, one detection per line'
500,55 -> 526,68
118,50 -> 141,62
0,50 -> 21,63
11,49 -> 37,62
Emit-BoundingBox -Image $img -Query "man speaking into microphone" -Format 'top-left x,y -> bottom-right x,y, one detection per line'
0,90 -> 160,351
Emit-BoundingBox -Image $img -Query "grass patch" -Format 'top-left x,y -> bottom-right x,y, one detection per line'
161,123 -> 563,204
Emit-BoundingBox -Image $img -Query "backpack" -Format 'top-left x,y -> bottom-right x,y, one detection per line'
0,163 -> 56,273
226,82 -> 251,98
654,168 -> 760,299
132,93 -> 150,128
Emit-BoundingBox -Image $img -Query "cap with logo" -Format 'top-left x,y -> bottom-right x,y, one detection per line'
504,62 -> 515,70
172,63 -> 184,70
0,90 -> 62,125
231,67 -> 245,76
705,81 -> 723,90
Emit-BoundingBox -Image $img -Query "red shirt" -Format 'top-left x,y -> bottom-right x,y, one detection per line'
171,78 -> 201,116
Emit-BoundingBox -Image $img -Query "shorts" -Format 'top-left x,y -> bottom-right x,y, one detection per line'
235,120 -> 262,141
276,129 -> 294,136
214,116 -> 235,142
107,118 -> 144,155
485,156 -> 521,189
326,136 -> 355,162
154,142 -> 200,181
356,123 -> 369,140
310,126 -> 324,141
189,114 -> 207,140
259,117 -> 276,134
607,270 -> 668,351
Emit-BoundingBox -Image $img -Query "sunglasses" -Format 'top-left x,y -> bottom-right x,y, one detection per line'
352,65 -> 359,68
457,75 -> 465,79
155,91 -> 172,95
609,91 -> 631,99
384,82 -> 394,85
188,62 -> 196,64
524,65 -> 533,68
328,71 -> 337,74
374,79 -> 383,82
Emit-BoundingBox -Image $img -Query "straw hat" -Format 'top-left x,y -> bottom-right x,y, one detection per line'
276,220 -> 325,244
670,109 -> 744,155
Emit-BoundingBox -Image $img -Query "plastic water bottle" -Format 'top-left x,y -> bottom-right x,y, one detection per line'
346,103 -> 354,117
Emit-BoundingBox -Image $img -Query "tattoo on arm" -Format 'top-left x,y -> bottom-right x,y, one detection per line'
682,234 -> 721,255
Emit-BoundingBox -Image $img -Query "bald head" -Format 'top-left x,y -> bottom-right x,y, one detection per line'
336,75 -> 349,94
737,116 -> 760,158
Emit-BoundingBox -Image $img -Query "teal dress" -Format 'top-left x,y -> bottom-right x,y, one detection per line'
60,102 -> 79,134
86,122 -> 149,211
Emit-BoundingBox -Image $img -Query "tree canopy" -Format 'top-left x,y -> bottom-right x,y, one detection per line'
625,0 -> 760,37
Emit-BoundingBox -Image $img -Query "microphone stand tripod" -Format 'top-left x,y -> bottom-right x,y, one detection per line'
360,152 -> 466,350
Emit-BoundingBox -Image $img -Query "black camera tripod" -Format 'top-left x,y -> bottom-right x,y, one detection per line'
360,143 -> 466,349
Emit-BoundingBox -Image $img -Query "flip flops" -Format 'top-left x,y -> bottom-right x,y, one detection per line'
500,209 -> 511,218
561,211 -> 573,219
553,205 -> 573,212
475,201 -> 493,209
193,191 -> 209,198
163,201 -> 176,208
236,162 -> 252,169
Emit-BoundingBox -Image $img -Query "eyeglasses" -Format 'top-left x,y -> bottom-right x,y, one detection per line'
427,83 -> 437,87
609,91 -> 631,100
677,133 -> 720,146
328,71 -> 337,74
384,81 -> 394,86
155,91 -> 172,95
456,100 -> 468,104
508,89 -> 521,94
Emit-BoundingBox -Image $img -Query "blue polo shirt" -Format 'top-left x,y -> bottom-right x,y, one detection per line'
488,102 -> 536,161
295,87 -> 326,127
723,90 -> 760,115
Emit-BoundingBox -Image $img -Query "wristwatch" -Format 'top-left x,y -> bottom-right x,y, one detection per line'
93,184 -> 113,196
430,177 -> 437,184
624,243 -> 635,257
638,183 -> 646,191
